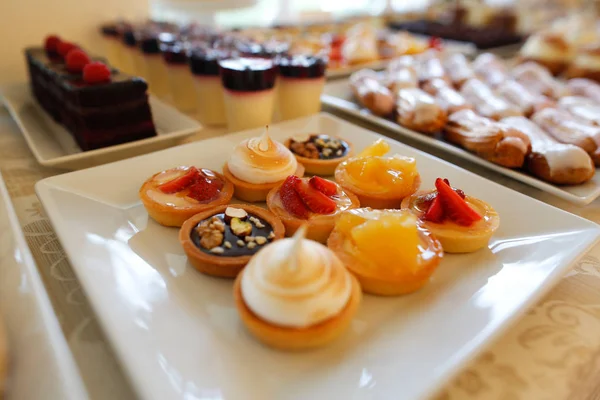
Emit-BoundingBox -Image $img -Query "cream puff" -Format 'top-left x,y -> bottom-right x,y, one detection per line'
566,45 -> 600,82
401,178 -> 500,253
328,208 -> 443,296
139,166 -> 234,227
267,176 -> 360,243
223,127 -> 305,202
519,32 -> 574,75
234,225 -> 361,350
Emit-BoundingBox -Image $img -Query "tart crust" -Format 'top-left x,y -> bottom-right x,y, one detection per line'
327,224 -> 442,296
401,191 -> 500,253
284,137 -> 354,176
222,163 -> 305,203
233,269 -> 362,350
140,169 -> 234,227
266,183 -> 361,243
179,205 -> 285,278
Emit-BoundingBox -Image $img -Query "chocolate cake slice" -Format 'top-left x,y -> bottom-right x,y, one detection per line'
25,47 -> 157,151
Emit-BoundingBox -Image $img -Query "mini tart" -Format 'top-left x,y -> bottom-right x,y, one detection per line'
327,209 -> 443,296
266,177 -> 360,243
140,166 -> 234,227
285,134 -> 353,176
223,163 -> 305,203
401,190 -> 500,253
234,226 -> 361,350
179,205 -> 285,278
334,139 -> 421,209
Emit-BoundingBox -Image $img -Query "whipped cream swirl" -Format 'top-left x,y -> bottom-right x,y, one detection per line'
228,128 -> 298,184
241,226 -> 352,328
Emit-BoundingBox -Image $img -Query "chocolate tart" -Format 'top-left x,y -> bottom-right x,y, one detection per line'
179,205 -> 285,278
139,167 -> 234,227
285,134 -> 353,176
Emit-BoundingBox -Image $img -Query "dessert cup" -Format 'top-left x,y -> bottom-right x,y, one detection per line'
334,139 -> 421,209
267,176 -> 360,243
139,166 -> 234,227
119,29 -> 137,75
276,55 -> 327,120
219,57 -> 278,131
179,204 -> 285,278
285,134 -> 353,176
190,49 -> 227,126
100,24 -> 123,69
163,44 -> 198,113
140,35 -> 170,99
223,128 -> 305,202
401,179 -> 500,253
328,208 -> 443,296
234,226 -> 361,350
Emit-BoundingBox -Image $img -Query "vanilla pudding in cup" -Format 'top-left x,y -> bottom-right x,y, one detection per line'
140,34 -> 170,99
163,43 -> 198,113
100,24 -> 123,69
189,48 -> 229,126
277,55 -> 327,120
219,57 -> 278,131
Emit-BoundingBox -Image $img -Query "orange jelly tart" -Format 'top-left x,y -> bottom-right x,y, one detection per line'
285,134 -> 353,176
335,139 -> 420,209
140,166 -> 234,227
234,225 -> 361,350
266,176 -> 360,243
401,178 -> 500,253
223,127 -> 305,202
179,205 -> 285,278
328,208 -> 443,296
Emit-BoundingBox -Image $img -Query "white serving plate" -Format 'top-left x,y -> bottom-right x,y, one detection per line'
0,174 -> 87,400
1,83 -> 202,170
322,79 -> 600,205
36,113 -> 600,400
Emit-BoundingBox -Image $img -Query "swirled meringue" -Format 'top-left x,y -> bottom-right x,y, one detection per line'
241,226 -> 352,328
228,128 -> 298,184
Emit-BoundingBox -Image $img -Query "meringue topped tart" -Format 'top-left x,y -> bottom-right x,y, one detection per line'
234,225 -> 361,350
267,176 -> 360,243
179,205 -> 285,278
401,178 -> 499,253
334,139 -> 421,209
276,55 -> 327,120
223,127 -> 305,202
327,208 -> 443,296
219,57 -> 278,131
139,166 -> 234,227
286,133 -> 353,176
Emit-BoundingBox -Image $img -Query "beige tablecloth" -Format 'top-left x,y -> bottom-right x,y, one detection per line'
2,106 -> 600,400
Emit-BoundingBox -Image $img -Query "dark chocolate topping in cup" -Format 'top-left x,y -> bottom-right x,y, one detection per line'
219,57 -> 278,92
278,55 -> 327,78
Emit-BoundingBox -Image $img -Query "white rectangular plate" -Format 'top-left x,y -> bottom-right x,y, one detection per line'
0,174 -> 87,400
36,113 -> 600,400
1,83 -> 202,170
322,79 -> 600,205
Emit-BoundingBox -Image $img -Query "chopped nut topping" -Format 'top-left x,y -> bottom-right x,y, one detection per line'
249,216 -> 265,228
268,231 -> 275,240
322,148 -> 333,157
247,242 -> 257,249
315,138 -> 326,147
237,240 -> 245,247
209,246 -> 224,254
290,141 -> 319,159
231,218 -> 252,237
224,207 -> 248,223
329,139 -> 341,149
245,236 -> 255,243
255,236 -> 267,245
196,218 -> 224,250
224,241 -> 232,249
336,149 -> 343,156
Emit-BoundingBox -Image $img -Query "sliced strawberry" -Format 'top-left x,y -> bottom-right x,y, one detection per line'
294,178 -> 336,214
158,167 -> 199,193
187,177 -> 222,203
309,176 -> 338,196
428,36 -> 443,51
443,179 -> 466,199
329,47 -> 343,61
280,176 -> 310,218
435,178 -> 482,226
423,195 -> 444,223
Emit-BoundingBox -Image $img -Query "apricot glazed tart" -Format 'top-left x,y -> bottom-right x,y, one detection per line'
328,208 -> 443,296
223,127 -> 305,202
139,166 -> 234,227
179,205 -> 285,278
234,225 -> 361,350
285,134 -> 353,176
335,139 -> 421,209
401,178 -> 500,253
266,176 -> 360,243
